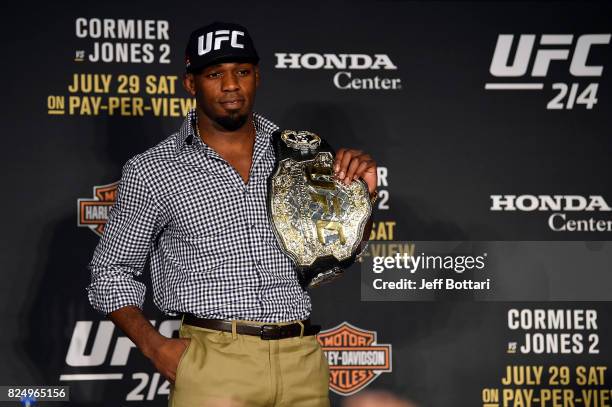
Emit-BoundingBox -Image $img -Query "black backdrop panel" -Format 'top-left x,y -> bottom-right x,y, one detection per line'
1,1 -> 611,406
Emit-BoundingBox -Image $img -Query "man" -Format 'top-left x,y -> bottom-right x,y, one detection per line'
87,21 -> 377,407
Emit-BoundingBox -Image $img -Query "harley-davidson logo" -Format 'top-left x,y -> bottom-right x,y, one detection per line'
77,181 -> 119,237
317,322 -> 392,396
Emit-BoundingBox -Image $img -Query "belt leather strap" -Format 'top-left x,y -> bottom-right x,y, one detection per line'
182,314 -> 321,340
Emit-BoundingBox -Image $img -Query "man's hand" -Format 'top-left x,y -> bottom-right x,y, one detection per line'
334,148 -> 377,195
149,337 -> 191,384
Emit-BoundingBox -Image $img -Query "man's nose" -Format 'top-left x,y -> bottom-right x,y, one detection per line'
221,72 -> 240,91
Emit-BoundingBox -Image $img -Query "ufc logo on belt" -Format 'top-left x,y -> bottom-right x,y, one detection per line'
198,30 -> 245,55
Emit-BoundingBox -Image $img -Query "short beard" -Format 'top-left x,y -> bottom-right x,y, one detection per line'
214,112 -> 249,131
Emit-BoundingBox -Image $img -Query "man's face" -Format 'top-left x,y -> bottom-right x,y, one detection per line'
184,62 -> 259,131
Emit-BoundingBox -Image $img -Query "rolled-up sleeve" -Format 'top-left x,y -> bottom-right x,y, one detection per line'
86,158 -> 164,315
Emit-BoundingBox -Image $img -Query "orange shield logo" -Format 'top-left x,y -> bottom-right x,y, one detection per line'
77,182 -> 119,237
317,322 -> 392,396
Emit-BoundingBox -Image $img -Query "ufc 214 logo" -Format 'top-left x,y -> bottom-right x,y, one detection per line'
486,34 -> 611,109
198,30 -> 244,55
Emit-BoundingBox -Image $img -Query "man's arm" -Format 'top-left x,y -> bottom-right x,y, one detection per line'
333,147 -> 377,252
108,306 -> 189,383
87,159 -> 187,383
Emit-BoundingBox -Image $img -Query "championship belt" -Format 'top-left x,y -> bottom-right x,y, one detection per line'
267,130 -> 372,288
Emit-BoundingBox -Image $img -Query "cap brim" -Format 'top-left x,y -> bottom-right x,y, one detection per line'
187,55 -> 259,73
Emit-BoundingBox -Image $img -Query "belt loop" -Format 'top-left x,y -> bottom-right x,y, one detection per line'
296,320 -> 304,339
231,320 -> 237,340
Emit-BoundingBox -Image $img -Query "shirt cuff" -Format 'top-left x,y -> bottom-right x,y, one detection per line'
86,267 -> 146,315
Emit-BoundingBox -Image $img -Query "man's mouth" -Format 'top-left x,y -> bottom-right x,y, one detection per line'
219,98 -> 245,108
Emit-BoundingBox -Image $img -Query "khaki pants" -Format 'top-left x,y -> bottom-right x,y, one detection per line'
169,320 -> 331,407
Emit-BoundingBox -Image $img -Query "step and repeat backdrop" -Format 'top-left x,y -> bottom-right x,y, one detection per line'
1,1 -> 611,406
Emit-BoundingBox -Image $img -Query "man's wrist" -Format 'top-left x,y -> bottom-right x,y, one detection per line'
141,332 -> 166,359
107,305 -> 168,360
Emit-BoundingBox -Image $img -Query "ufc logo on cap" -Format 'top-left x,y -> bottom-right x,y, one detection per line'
198,30 -> 245,55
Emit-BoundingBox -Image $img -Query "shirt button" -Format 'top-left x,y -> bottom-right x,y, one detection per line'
250,223 -> 255,229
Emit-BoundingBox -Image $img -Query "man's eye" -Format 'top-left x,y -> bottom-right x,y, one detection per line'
237,69 -> 250,76
207,72 -> 221,78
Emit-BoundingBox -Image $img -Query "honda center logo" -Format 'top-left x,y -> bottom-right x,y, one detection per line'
490,195 -> 612,232
275,53 -> 402,90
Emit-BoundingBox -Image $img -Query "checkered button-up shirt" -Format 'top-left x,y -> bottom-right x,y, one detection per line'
87,109 -> 312,323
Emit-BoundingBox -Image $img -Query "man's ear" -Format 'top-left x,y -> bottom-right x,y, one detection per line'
183,72 -> 196,96
255,65 -> 260,88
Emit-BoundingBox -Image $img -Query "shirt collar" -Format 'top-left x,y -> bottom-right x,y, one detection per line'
174,108 -> 279,156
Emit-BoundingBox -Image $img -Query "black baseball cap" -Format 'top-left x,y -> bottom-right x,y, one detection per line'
185,21 -> 259,73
